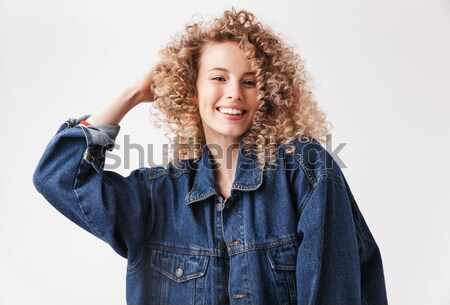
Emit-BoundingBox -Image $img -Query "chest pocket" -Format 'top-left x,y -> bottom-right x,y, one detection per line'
266,241 -> 298,305
150,248 -> 209,282
149,248 -> 210,304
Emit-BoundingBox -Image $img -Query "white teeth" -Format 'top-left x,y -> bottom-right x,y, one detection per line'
218,108 -> 243,115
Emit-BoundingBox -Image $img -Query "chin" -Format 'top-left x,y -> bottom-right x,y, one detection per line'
220,129 -> 247,138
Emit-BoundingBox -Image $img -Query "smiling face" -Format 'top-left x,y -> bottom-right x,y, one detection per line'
195,41 -> 259,145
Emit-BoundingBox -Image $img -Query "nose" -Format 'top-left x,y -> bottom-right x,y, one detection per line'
226,80 -> 243,101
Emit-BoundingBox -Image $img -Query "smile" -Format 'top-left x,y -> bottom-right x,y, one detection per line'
217,107 -> 246,115
216,107 -> 248,120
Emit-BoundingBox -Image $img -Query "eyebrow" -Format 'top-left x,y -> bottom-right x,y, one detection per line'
208,67 -> 255,76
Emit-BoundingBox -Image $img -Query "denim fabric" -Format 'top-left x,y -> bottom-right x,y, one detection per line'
33,117 -> 388,305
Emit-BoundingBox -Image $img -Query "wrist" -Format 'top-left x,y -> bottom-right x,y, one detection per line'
115,84 -> 143,109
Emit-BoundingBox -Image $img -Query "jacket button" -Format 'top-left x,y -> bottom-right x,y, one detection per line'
175,267 -> 183,278
219,294 -> 230,304
229,240 -> 241,246
215,203 -> 224,211
218,241 -> 227,251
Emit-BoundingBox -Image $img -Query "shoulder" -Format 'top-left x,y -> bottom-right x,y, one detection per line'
146,159 -> 194,180
277,136 -> 345,187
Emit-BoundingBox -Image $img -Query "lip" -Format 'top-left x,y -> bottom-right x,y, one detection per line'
216,106 -> 248,121
216,105 -> 247,111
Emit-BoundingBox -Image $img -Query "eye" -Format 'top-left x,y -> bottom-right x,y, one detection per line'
243,80 -> 256,87
211,76 -> 226,82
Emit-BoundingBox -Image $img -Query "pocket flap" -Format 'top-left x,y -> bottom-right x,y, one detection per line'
266,241 -> 298,271
150,249 -> 209,283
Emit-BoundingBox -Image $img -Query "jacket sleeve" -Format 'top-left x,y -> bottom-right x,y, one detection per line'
295,174 -> 388,305
33,116 -> 151,259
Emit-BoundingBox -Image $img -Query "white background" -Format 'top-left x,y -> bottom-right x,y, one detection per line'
1,0 -> 449,304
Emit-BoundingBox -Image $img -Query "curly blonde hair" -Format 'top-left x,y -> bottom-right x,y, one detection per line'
151,8 -> 330,168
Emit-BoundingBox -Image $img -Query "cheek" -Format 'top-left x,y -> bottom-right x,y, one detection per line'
198,103 -> 212,122
246,91 -> 259,109
249,100 -> 260,114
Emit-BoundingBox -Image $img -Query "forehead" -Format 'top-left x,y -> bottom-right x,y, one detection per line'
198,41 -> 251,71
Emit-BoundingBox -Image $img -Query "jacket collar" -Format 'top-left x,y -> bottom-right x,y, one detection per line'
185,142 -> 263,205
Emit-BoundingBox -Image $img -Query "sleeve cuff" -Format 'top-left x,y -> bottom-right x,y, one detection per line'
65,115 -> 121,150
64,115 -> 121,172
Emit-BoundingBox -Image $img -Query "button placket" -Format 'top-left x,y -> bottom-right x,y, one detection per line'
213,194 -> 230,300
216,202 -> 224,211
218,240 -> 227,251
219,293 -> 230,304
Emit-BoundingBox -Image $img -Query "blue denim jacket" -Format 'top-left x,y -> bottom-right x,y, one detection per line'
33,116 -> 388,305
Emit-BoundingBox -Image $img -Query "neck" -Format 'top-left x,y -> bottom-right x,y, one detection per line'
205,136 -> 241,184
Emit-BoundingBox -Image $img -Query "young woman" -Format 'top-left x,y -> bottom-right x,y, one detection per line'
33,8 -> 387,305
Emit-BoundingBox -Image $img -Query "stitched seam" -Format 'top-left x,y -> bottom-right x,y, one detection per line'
293,153 -> 316,188
186,189 -> 216,204
186,162 -> 201,203
146,235 -> 300,257
298,174 -> 325,302
294,153 -> 314,183
350,195 -> 367,262
298,181 -> 315,213
127,171 -> 153,274
318,171 -> 345,186
265,251 -> 297,270
150,264 -> 207,283
232,182 -> 262,190
149,251 -> 209,283
127,250 -> 144,273
148,168 -> 189,180
73,154 -> 102,239
227,236 -> 300,256
143,179 -> 155,245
